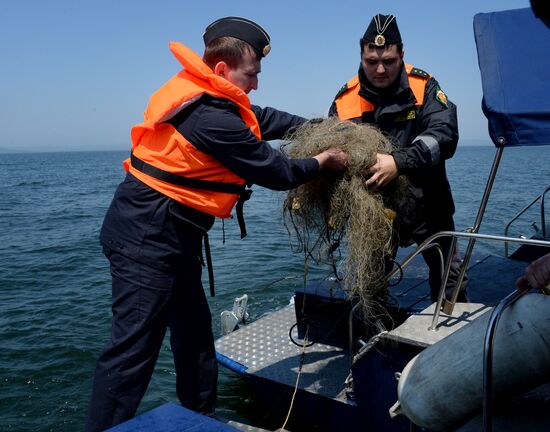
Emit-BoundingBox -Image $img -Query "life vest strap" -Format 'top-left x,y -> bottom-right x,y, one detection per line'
131,153 -> 245,194
236,189 -> 253,239
131,153 -> 251,238
202,233 -> 215,297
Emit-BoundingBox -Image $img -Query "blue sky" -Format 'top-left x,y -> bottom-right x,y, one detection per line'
1,0 -> 530,152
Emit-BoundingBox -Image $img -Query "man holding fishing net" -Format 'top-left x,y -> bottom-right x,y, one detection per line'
86,17 -> 349,432
329,14 -> 468,304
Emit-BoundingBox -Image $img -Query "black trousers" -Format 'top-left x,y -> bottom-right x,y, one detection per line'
86,244 -> 218,431
398,216 -> 468,303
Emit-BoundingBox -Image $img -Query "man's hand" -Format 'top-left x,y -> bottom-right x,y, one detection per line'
515,253 -> 550,290
314,148 -> 349,171
364,153 -> 399,189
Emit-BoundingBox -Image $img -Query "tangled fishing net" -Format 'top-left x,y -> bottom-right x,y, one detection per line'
282,118 -> 410,313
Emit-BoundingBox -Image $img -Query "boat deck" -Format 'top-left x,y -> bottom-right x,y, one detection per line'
215,253 -> 530,407
216,304 -> 351,402
107,402 -> 273,432
387,251 -> 530,310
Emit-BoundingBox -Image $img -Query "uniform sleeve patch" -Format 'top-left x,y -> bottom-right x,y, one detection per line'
435,86 -> 448,108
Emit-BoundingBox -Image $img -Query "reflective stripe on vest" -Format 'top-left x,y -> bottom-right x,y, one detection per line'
126,42 -> 261,219
334,64 -> 430,121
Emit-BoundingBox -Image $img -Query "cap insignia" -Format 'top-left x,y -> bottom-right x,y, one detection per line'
374,34 -> 386,47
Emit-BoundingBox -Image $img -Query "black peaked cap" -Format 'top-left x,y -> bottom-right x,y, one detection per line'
203,16 -> 271,57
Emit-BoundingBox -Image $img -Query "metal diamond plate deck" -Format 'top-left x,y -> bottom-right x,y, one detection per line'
215,304 -> 351,400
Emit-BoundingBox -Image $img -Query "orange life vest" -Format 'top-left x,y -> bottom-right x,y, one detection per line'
125,42 -> 262,219
334,64 -> 430,121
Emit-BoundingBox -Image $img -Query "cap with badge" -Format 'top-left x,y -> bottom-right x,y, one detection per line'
203,16 -> 271,57
361,14 -> 402,47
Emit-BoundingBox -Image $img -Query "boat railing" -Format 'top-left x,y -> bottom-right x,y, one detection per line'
503,186 -> 550,257
348,231 -> 550,358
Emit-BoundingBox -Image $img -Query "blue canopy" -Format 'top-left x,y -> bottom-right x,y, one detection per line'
474,8 -> 550,147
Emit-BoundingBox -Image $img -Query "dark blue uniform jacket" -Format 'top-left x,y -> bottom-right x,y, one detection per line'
100,95 -> 314,270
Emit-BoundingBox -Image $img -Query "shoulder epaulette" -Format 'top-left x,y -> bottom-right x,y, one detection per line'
409,67 -> 430,79
334,83 -> 350,100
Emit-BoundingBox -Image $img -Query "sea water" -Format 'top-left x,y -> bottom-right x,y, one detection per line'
0,145 -> 548,431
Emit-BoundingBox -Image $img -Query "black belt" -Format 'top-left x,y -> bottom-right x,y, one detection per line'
131,154 -> 252,238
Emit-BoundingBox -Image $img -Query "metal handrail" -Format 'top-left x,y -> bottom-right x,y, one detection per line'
348,231 -> 550,359
504,186 -> 550,257
451,147 -> 504,314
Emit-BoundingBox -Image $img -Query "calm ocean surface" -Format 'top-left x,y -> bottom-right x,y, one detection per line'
0,145 -> 548,431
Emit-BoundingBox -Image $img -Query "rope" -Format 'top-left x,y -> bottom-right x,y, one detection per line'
281,325 -> 309,431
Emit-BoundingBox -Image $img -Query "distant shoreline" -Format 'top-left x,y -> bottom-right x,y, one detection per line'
0,148 -> 129,155
0,140 -> 492,155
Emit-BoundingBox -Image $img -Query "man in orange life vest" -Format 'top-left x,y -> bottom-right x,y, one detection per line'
329,14 -> 468,303
86,17 -> 349,431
